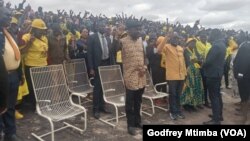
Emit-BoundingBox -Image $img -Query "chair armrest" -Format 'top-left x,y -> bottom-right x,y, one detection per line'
104,89 -> 116,93
68,81 -> 78,84
89,77 -> 94,87
154,82 -> 167,93
70,92 -> 88,98
37,100 -> 51,103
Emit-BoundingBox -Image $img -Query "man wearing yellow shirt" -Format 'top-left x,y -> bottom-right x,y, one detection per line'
157,32 -> 187,120
19,19 -> 48,111
196,33 -> 212,108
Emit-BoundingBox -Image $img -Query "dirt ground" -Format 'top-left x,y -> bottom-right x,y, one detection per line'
16,87 -> 249,141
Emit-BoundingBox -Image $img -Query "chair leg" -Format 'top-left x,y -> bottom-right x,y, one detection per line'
48,119 -> 55,141
115,106 -> 119,125
150,98 -> 155,115
78,96 -> 82,105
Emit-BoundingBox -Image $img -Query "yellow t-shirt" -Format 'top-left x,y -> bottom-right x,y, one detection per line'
116,50 -> 122,63
162,44 -> 187,80
66,31 -> 81,45
196,40 -> 212,59
22,34 -> 48,66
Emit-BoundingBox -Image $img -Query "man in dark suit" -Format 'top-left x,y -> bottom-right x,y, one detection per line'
203,29 -> 226,125
87,22 -> 112,119
233,41 -> 250,124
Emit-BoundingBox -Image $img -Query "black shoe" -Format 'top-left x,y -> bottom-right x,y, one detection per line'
135,123 -> 143,129
93,112 -> 100,119
203,120 -> 220,125
99,109 -> 111,114
128,127 -> 136,136
4,134 -> 23,141
208,114 -> 223,121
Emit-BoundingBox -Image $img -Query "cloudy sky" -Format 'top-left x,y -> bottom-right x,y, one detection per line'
9,0 -> 250,31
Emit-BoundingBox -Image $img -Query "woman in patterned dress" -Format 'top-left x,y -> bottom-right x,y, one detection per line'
181,39 -> 204,111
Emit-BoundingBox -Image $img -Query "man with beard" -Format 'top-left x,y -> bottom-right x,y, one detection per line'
120,20 -> 146,135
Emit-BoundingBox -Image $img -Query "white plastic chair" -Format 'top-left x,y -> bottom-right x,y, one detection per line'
63,59 -> 93,105
142,70 -> 169,116
98,65 -> 126,127
30,65 -> 87,141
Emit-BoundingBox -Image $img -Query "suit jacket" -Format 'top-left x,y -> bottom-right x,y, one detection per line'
87,33 -> 113,71
203,39 -> 226,78
233,41 -> 250,79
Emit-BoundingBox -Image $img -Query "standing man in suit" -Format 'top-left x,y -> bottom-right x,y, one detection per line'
87,22 -> 112,119
203,29 -> 226,125
233,41 -> 250,124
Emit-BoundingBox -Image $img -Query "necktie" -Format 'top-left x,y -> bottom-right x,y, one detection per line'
3,28 -> 21,61
102,35 -> 108,59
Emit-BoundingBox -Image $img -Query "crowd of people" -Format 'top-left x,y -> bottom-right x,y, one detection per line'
0,0 -> 250,140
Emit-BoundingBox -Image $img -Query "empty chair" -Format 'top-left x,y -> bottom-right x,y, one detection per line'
142,70 -> 169,116
63,59 -> 93,105
30,65 -> 87,141
98,65 -> 126,127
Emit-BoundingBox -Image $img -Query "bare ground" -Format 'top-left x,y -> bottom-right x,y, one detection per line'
16,87 -> 249,141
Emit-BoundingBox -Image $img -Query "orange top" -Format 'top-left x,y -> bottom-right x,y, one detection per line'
157,36 -> 187,80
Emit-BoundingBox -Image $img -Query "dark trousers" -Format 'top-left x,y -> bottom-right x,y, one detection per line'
93,60 -> 109,113
151,67 -> 166,92
206,77 -> 223,122
224,56 -> 231,87
0,71 -> 19,136
200,69 -> 209,104
224,64 -> 230,87
23,66 -> 36,111
237,78 -> 250,103
168,80 -> 184,114
125,88 -> 144,128
0,56 -> 9,109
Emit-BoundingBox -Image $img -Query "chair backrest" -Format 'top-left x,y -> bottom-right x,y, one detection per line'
98,65 -> 125,101
63,59 -> 92,92
145,70 -> 155,92
30,65 -> 70,112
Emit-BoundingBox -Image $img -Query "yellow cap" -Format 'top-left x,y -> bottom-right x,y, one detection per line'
31,19 -> 47,30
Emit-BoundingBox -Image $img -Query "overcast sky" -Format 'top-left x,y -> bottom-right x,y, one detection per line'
9,0 -> 250,31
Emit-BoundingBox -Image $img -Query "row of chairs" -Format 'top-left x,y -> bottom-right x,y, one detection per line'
29,59 -> 169,141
